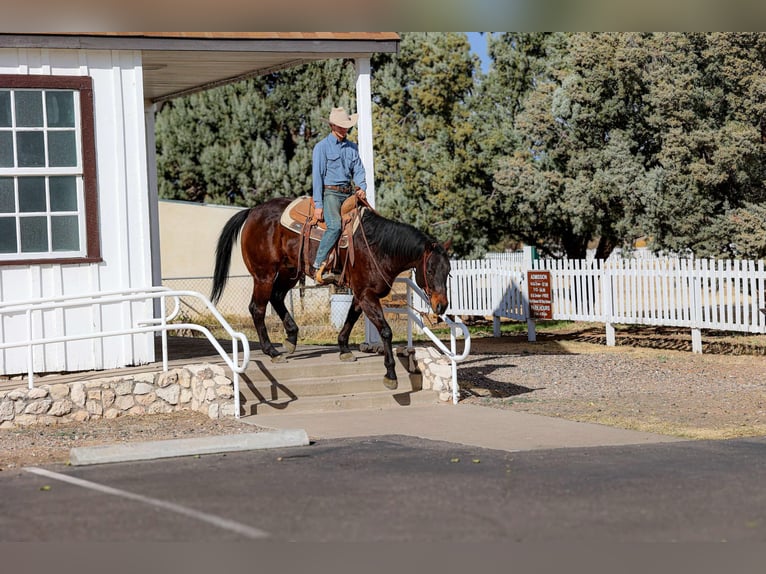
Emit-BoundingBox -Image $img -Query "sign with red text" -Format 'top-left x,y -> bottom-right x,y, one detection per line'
527,270 -> 553,320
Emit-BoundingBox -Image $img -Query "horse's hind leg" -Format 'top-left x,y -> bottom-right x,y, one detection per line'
269,286 -> 299,354
248,283 -> 285,363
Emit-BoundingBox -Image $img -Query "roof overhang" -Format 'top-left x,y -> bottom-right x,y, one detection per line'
0,33 -> 400,103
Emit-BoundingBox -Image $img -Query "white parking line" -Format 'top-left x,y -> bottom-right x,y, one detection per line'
25,467 -> 269,539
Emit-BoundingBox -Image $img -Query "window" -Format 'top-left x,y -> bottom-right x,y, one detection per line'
0,75 -> 99,265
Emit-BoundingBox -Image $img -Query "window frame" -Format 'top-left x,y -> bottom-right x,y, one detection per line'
0,74 -> 100,266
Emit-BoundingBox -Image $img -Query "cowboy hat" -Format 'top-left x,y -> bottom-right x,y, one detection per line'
328,107 -> 358,129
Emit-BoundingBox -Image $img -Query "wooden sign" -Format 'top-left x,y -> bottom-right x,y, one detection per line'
527,270 -> 553,320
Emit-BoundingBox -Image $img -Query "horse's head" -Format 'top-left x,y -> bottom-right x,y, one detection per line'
416,241 -> 451,315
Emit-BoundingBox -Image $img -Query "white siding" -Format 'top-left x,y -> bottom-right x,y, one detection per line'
0,48 -> 155,375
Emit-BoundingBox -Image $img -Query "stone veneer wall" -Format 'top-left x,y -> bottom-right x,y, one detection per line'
408,347 -> 458,402
0,347 -> 457,428
0,364 -> 235,429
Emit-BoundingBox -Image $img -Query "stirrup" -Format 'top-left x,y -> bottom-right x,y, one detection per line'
314,262 -> 338,286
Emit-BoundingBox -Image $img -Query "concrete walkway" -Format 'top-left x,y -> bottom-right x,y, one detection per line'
242,402 -> 684,452
67,403 -> 682,466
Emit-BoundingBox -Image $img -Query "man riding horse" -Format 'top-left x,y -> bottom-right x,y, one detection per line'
310,107 -> 368,285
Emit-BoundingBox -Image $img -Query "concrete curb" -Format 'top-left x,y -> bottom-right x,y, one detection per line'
68,429 -> 310,466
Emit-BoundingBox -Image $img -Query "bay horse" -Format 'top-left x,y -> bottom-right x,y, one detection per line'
210,197 -> 451,390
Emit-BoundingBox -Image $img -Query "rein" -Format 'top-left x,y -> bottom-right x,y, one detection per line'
352,199 -> 441,322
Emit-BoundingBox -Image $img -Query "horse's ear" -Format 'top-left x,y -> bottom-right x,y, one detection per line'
443,240 -> 453,253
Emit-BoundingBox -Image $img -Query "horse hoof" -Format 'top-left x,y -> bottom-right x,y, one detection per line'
383,377 -> 398,390
270,354 -> 287,364
340,352 -> 357,362
284,341 -> 296,354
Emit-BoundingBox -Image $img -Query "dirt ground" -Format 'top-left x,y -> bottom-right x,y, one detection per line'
2,324 -> 766,472
461,324 -> 766,440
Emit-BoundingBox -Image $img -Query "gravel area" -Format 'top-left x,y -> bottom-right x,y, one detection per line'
461,332 -> 766,440
2,325 -> 766,472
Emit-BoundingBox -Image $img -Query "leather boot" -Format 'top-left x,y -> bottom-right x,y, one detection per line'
313,262 -> 338,286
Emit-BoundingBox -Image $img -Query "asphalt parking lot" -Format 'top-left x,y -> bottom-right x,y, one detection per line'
3,434 -> 766,543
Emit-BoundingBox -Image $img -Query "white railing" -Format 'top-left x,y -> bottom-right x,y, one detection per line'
384,276 -> 471,405
0,287 -> 250,417
446,253 -> 766,353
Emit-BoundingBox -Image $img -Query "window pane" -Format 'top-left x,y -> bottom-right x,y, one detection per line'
15,91 -> 44,127
51,215 -> 79,251
0,217 -> 17,253
50,176 -> 77,211
46,91 -> 75,128
20,216 -> 47,252
18,177 -> 46,212
0,132 -> 12,167
48,131 -> 77,167
17,132 -> 45,167
0,91 -> 10,127
0,178 -> 14,213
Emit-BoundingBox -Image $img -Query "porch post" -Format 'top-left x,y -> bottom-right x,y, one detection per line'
355,57 -> 381,345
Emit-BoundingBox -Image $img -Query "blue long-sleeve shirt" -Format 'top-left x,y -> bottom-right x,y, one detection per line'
312,132 -> 367,210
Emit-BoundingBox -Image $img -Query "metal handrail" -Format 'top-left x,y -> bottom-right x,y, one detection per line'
384,277 -> 471,405
0,287 -> 250,418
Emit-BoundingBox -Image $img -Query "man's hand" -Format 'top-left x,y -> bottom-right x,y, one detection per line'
355,189 -> 366,200
315,207 -> 324,222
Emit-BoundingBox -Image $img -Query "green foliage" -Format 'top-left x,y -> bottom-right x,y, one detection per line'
155,32 -> 766,261
491,32 -> 766,258
372,33 -> 493,257
155,60 -> 358,206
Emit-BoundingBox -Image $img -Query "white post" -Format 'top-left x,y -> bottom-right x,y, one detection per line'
603,259 -> 616,346
356,57 -> 381,345
355,58 -> 375,209
523,246 -> 536,342
145,100 -> 163,363
690,259 -> 703,353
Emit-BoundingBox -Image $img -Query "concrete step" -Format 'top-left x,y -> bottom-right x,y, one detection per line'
243,346 -> 415,381
241,387 -> 438,416
241,352 -> 420,400
238,344 -> 436,416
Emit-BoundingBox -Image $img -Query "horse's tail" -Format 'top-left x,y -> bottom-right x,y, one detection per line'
211,208 -> 251,304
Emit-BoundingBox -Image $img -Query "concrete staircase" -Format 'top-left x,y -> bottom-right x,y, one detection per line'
238,345 -> 437,416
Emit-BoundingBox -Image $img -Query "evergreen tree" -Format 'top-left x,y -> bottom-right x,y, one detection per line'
490,32 -> 766,259
372,32 -> 492,257
155,60 -> 358,205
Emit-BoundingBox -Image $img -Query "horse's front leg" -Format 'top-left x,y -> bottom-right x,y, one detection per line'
357,296 -> 397,390
338,297 -> 364,362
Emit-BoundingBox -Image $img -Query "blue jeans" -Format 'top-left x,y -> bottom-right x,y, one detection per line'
314,189 -> 346,267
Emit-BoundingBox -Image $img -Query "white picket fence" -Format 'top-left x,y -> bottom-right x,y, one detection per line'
447,252 -> 766,353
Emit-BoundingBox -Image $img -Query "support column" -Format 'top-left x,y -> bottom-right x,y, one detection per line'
355,57 -> 381,345
144,101 -> 162,290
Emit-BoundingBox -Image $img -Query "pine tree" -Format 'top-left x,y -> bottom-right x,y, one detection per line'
372,32 -> 492,257
155,60 -> 359,206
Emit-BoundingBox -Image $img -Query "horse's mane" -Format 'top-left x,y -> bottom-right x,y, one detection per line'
361,209 -> 435,260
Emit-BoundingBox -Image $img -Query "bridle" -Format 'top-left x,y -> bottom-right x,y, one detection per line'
420,243 -> 439,299
423,243 -> 436,299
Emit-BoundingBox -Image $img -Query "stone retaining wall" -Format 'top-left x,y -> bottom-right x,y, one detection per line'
362,343 -> 457,402
409,347 -> 457,402
0,364 -> 235,429
0,345 -> 457,428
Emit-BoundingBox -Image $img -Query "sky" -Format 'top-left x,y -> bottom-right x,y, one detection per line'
466,32 -> 491,73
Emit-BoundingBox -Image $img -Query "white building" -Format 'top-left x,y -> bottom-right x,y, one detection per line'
0,33 -> 397,375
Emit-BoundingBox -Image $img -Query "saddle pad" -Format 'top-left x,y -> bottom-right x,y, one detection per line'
279,196 -> 363,248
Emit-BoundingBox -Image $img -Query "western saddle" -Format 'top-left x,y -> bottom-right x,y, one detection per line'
279,195 -> 366,286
